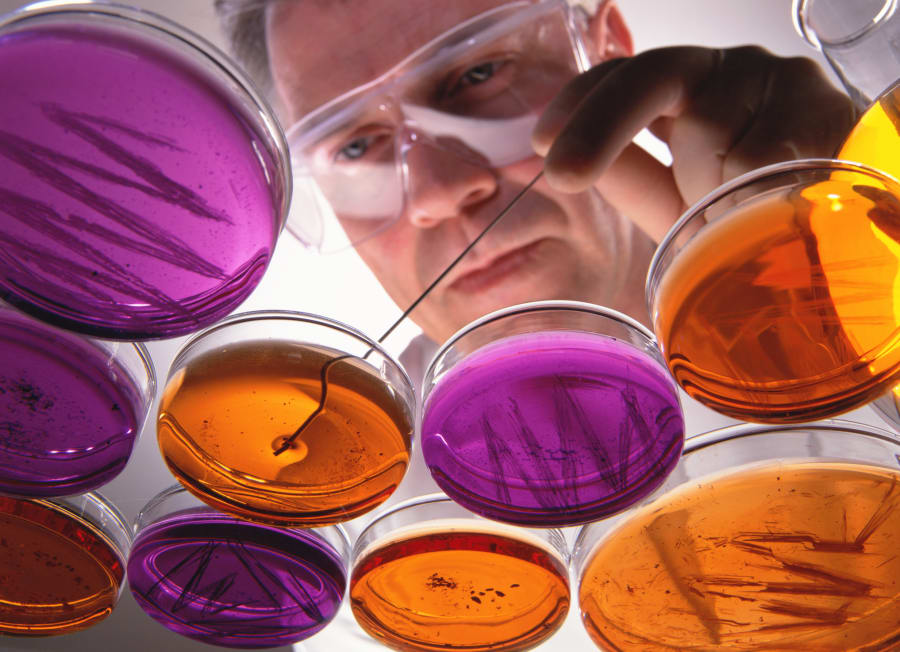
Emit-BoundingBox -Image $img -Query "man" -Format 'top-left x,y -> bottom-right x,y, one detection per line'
212,1 -> 855,649
215,0 -> 854,352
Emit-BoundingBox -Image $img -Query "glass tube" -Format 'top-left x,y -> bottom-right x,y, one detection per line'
793,0 -> 900,108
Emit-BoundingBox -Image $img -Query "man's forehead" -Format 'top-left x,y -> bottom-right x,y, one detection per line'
266,0 -> 511,121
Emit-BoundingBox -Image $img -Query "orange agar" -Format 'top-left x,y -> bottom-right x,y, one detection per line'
158,340 -> 412,526
0,496 -> 124,636
351,523 -> 570,651
654,180 -> 900,422
579,461 -> 900,651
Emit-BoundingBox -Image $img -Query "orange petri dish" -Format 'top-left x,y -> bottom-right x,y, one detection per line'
648,159 -> 900,422
0,492 -> 129,636
350,495 -> 571,651
157,311 -> 415,527
576,422 -> 900,651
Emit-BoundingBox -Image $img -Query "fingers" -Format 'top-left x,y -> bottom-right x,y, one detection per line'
533,46 -> 720,193
594,142 -> 686,243
721,54 -> 857,179
531,57 -> 627,157
668,47 -> 856,205
531,45 -> 856,243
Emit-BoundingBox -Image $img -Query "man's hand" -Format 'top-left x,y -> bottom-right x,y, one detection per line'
532,46 -> 857,242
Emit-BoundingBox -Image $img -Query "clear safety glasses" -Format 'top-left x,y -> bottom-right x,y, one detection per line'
286,0 -> 595,251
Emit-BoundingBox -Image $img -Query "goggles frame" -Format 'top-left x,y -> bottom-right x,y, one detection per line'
285,0 -> 596,250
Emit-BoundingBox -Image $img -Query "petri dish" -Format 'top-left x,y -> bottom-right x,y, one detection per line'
421,301 -> 684,527
0,491 -> 130,636
128,485 -> 349,648
648,158 -> 900,422
0,2 -> 290,339
575,420 -> 900,651
157,310 -> 415,527
0,302 -> 155,497
350,494 -> 571,651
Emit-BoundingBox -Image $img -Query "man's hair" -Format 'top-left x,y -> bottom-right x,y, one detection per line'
214,0 -> 273,99
213,0 -> 607,109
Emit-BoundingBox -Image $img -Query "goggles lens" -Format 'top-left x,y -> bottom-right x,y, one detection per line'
287,0 -> 585,250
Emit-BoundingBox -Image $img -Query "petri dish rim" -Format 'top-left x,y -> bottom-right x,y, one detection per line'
572,418 -> 900,578
167,308 -> 412,392
644,157 -> 900,316
423,299 -> 658,391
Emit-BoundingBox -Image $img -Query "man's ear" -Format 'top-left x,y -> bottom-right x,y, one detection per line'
585,1 -> 634,63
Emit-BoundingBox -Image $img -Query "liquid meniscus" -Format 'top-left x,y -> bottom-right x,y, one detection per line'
128,509 -> 346,648
0,309 -> 142,496
158,340 -> 413,526
421,331 -> 684,526
351,522 -> 570,651
0,495 -> 125,636
654,180 -> 900,422
580,461 -> 900,651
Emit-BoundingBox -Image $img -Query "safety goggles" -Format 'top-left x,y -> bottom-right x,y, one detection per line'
285,0 -> 596,251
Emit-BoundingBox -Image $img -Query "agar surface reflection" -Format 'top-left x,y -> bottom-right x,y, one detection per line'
422,332 -> 683,526
351,522 -> 570,651
128,509 -> 346,648
0,23 -> 280,338
580,462 -> 900,651
158,340 -> 412,526
655,180 -> 900,422
0,496 -> 124,636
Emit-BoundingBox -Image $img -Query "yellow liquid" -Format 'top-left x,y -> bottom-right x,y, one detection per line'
158,340 -> 412,526
839,81 -> 900,183
579,462 -> 900,650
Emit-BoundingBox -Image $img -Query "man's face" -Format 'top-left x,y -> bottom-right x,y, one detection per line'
267,0 -> 653,343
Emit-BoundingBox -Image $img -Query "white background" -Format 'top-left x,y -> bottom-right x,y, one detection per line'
0,1 -> 885,651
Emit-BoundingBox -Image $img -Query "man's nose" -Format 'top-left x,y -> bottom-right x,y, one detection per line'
401,133 -> 498,228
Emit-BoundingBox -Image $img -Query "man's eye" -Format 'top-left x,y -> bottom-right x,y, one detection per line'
338,136 -> 371,161
461,62 -> 497,86
445,61 -> 503,97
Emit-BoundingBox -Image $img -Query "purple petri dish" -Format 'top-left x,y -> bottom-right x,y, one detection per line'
0,3 -> 290,339
128,486 -> 349,649
421,302 -> 685,527
0,303 -> 154,497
